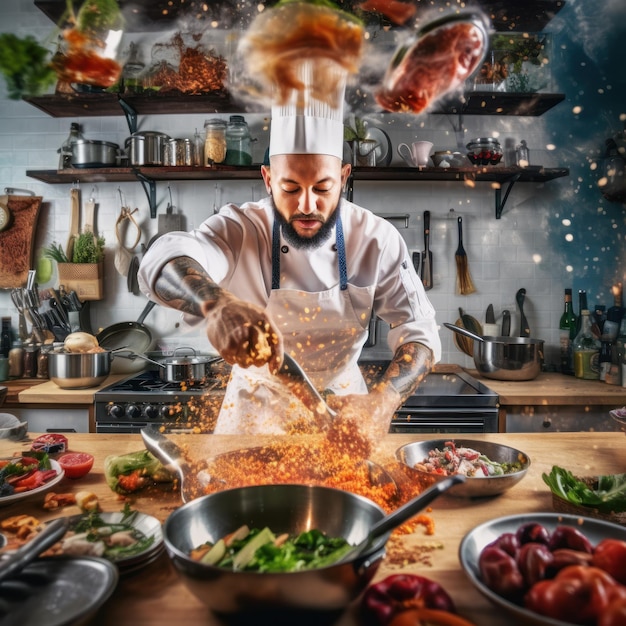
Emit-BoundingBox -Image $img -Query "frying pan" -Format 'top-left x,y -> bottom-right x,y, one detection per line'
96,300 -> 156,374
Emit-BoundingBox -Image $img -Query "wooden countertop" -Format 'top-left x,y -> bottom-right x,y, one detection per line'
465,370 -> 626,406
0,431 -> 624,625
1,375 -> 128,405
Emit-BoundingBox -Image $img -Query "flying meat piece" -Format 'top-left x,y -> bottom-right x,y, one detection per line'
376,16 -> 488,114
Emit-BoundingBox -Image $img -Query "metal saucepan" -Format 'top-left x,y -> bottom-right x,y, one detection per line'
444,323 -> 544,381
71,139 -> 119,168
157,348 -> 222,383
96,301 -> 157,374
125,131 -> 171,166
48,351 -> 112,389
161,477 -> 462,614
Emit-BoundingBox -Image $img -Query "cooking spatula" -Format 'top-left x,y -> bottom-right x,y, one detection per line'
421,210 -> 433,290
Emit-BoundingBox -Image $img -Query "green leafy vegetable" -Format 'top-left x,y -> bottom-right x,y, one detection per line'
72,232 -> 105,263
0,34 -> 56,99
195,527 -> 352,572
73,0 -> 125,33
542,466 -> 626,514
104,450 -> 173,494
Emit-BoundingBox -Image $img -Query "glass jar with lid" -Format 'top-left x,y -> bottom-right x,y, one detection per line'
203,119 -> 227,166
225,115 -> 253,166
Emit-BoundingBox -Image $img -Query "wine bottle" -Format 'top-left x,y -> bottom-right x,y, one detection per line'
575,289 -> 588,335
572,309 -> 601,380
558,288 -> 577,375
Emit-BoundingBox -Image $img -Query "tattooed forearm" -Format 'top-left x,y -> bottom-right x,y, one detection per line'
154,257 -> 223,317
379,341 -> 434,404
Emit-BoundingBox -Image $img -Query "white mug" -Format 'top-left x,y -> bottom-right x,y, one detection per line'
397,140 -> 433,167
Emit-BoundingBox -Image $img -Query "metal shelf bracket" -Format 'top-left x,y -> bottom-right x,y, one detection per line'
135,172 -> 157,217
495,172 -> 521,219
118,97 -> 138,134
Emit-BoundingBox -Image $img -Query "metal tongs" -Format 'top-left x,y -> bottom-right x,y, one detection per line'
275,354 -> 337,429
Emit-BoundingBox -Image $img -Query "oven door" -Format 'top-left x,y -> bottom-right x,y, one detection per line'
390,406 -> 499,433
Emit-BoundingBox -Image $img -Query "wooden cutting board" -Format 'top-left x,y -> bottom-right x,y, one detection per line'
0,195 -> 42,288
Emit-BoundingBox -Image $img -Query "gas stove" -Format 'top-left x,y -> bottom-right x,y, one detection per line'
94,368 -> 228,433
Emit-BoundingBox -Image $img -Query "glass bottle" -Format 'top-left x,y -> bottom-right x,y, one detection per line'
193,128 -> 204,167
575,289 -> 588,335
225,115 -> 252,166
58,122 -> 83,170
605,282 -> 624,341
203,119 -> 227,166
0,317 -> 11,358
558,288 -> 577,375
572,309 -> 601,380
121,41 -> 145,94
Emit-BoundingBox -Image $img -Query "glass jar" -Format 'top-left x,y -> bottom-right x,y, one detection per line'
225,115 -> 252,166
22,345 -> 39,379
203,119 -> 227,166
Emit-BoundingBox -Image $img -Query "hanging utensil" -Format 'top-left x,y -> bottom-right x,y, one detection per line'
114,196 -> 141,278
501,309 -> 511,336
455,215 -> 476,295
10,288 -> 28,342
516,288 -> 530,337
66,187 -> 81,261
420,210 -> 432,290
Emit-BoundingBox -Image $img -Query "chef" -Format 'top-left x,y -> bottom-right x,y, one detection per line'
138,62 -> 441,440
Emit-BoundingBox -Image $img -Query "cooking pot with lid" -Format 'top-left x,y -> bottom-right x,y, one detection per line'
126,131 -> 171,166
71,139 -> 119,168
158,348 -> 221,383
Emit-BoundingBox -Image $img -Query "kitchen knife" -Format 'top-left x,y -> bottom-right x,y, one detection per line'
501,309 -> 511,336
421,210 -> 433,290
483,304 -> 499,337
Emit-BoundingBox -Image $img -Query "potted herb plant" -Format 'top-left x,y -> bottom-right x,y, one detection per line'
43,232 -> 106,300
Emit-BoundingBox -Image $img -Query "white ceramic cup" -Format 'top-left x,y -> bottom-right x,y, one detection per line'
397,140 -> 433,167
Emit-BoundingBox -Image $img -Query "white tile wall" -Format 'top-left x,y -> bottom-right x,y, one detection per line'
0,0 -> 621,369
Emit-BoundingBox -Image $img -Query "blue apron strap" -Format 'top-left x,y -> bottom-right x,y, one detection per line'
271,210 -> 347,291
272,218 -> 281,290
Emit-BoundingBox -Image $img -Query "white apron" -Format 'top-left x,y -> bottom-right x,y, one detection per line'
214,213 -> 373,434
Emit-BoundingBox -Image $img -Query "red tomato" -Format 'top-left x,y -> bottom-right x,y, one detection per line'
58,452 -> 94,479
593,539 -> 626,585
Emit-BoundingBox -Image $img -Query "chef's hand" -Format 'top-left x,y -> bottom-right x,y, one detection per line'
326,383 -> 402,453
201,292 -> 283,372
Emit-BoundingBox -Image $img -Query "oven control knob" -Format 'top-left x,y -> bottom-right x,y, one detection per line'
107,404 -> 125,419
126,404 -> 141,420
143,404 -> 159,420
160,405 -> 175,419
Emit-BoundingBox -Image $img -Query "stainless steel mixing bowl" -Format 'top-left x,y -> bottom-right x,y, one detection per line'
48,351 -> 111,389
396,439 -> 531,498
162,484 -> 388,615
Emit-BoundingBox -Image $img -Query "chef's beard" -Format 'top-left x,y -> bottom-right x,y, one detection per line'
273,203 -> 339,250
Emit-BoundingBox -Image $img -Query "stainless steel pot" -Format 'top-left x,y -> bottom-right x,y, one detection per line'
158,348 -> 220,383
71,139 -> 119,168
162,480 -> 461,614
444,323 -> 544,381
48,351 -> 111,389
125,131 -> 171,166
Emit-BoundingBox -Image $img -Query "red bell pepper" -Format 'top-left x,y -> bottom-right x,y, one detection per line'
361,574 -> 457,625
524,565 -> 624,624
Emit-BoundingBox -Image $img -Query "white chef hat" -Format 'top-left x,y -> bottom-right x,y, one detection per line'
269,59 -> 347,160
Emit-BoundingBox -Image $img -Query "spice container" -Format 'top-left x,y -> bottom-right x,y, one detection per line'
22,345 -> 39,379
8,340 -> 23,378
37,345 -> 51,379
204,119 -> 227,166
225,115 -> 252,165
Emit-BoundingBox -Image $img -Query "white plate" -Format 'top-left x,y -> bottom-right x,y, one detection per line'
0,459 -> 64,507
63,511 -> 164,573
459,513 -> 626,626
